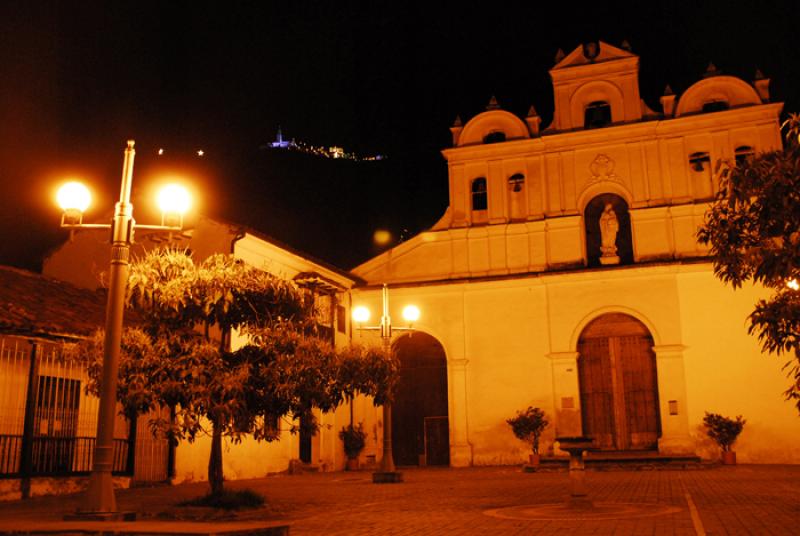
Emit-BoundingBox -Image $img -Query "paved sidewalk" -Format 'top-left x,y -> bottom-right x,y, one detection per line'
0,465 -> 798,535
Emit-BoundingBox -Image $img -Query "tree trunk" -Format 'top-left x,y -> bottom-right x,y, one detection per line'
208,420 -> 224,495
208,333 -> 229,496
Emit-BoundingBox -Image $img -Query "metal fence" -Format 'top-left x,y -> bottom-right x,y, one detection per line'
0,336 -> 168,482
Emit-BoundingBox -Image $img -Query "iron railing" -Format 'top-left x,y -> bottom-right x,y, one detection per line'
0,337 -> 133,479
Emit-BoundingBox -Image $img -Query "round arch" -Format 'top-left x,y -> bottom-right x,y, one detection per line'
391,332 -> 450,466
570,80 -> 625,128
569,306 -> 661,351
577,180 -> 634,214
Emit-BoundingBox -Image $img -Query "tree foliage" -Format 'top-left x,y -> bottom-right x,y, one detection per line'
506,406 -> 549,455
697,114 -> 800,410
81,249 -> 395,495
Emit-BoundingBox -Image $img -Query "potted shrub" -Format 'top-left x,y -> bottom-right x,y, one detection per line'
339,423 -> 366,470
506,407 -> 549,465
703,412 -> 746,465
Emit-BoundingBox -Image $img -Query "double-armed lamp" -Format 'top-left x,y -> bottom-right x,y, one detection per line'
352,284 -> 420,484
55,141 -> 192,517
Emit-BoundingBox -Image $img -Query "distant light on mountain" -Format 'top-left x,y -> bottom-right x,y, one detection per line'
262,127 -> 385,162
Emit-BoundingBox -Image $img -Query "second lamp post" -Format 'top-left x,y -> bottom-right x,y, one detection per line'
353,284 -> 420,484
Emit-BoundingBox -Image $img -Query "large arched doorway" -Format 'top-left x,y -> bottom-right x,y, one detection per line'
577,313 -> 661,450
392,333 -> 450,466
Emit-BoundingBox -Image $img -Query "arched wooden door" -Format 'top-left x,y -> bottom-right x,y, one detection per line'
577,313 -> 661,450
392,333 -> 450,466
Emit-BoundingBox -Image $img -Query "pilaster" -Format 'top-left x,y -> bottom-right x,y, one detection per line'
448,358 -> 472,467
547,351 -> 583,437
653,344 -> 696,455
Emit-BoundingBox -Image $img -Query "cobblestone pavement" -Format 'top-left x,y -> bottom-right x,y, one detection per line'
0,465 -> 798,535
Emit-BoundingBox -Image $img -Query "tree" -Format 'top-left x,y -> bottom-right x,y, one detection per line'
82,249 -> 393,495
697,114 -> 800,411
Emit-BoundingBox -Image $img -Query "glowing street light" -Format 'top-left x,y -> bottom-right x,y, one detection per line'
56,181 -> 92,225
56,141 -> 192,517
352,305 -> 371,324
352,284 -> 420,484
402,305 -> 420,323
157,183 -> 192,227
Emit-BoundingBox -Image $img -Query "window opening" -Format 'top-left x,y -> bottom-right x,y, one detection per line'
735,145 -> 754,165
702,101 -> 729,113
471,178 -> 488,211
336,304 -> 346,333
508,173 -> 525,193
689,152 -> 711,172
584,101 -> 612,129
483,131 -> 506,144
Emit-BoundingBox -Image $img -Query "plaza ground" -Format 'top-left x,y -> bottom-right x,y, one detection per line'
0,465 -> 798,535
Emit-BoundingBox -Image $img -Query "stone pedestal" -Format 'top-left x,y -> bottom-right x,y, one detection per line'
557,436 -> 597,510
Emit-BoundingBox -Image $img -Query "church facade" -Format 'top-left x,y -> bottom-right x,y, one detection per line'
352,42 -> 799,465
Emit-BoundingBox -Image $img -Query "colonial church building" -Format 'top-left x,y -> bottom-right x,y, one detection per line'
351,42 -> 798,465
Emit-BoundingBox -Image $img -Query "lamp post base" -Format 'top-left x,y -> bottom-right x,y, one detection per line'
65,511 -> 137,522
372,471 -> 404,484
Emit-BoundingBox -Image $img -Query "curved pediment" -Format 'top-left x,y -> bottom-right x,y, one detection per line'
457,110 -> 530,147
675,76 -> 761,117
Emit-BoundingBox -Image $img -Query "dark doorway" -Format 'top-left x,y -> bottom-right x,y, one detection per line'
584,193 -> 633,267
392,333 -> 449,466
577,313 -> 661,450
299,413 -> 312,463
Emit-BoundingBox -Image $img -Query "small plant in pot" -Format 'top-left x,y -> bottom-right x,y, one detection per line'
703,412 -> 746,465
507,406 -> 549,466
339,423 -> 366,470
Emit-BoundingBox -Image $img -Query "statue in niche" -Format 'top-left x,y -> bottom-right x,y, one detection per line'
598,203 -> 620,265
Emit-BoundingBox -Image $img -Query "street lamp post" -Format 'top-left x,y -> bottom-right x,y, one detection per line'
56,141 -> 191,517
353,284 -> 420,484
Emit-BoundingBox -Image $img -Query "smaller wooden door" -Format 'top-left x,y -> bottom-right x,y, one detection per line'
578,314 -> 660,450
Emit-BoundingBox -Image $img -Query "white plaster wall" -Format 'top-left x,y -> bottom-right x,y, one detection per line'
174,424 -> 299,484
676,268 -> 800,463
351,263 -> 800,466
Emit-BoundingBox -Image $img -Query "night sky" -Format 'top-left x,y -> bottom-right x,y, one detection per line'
2,2 -> 799,272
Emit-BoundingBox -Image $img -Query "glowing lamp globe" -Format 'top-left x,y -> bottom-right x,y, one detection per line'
157,184 -> 192,215
352,306 -> 371,323
57,182 -> 91,213
402,305 -> 420,323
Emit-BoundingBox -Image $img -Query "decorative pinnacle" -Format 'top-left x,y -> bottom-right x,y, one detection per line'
621,39 -> 632,51
663,85 -> 674,96
554,48 -> 565,63
704,62 -> 721,77
526,105 -> 539,118
452,115 -> 463,127
754,68 -> 765,80
486,96 -> 500,110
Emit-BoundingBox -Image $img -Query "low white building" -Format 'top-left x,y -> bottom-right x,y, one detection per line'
43,216 -> 379,481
